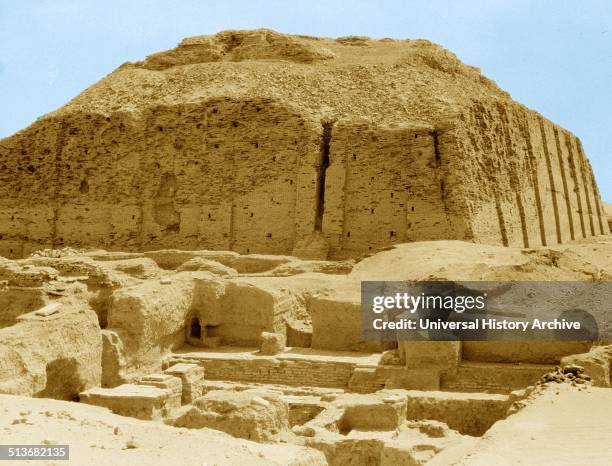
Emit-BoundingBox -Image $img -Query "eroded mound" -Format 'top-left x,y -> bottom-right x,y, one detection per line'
139,29 -> 336,69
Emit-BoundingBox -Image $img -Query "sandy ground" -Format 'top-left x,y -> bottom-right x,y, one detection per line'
457,385 -> 612,465
0,395 -> 326,466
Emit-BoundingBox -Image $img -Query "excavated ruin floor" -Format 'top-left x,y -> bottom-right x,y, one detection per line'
1,237 -> 612,464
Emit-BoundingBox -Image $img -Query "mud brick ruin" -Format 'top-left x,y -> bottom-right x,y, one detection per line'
0,29 -> 607,261
1,30 -> 611,465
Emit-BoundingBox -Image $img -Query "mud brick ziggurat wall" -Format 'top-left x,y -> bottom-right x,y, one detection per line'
0,29 -> 608,259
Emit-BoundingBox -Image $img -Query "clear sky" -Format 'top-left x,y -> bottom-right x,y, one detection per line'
1,1 -> 610,200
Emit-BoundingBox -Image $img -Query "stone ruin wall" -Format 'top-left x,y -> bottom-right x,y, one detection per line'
0,98 -> 608,259
449,100 -> 609,249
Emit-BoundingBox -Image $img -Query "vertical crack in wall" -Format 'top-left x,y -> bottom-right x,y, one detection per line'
498,105 -> 529,248
314,121 -> 333,231
539,119 -> 562,244
574,138 -> 596,236
553,127 -> 575,240
51,120 -> 68,249
519,117 -> 547,246
564,133 -> 586,238
591,172 -> 606,235
494,192 -> 509,247
228,107 -> 237,251
433,129 -> 453,237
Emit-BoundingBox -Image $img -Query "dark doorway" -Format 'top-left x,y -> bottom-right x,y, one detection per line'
190,318 -> 202,339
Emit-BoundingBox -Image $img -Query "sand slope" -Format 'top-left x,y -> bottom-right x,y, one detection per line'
0,394 -> 326,466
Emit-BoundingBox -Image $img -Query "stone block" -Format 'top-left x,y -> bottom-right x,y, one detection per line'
259,332 -> 286,355
79,384 -> 178,420
399,341 -> 461,372
164,363 -> 205,404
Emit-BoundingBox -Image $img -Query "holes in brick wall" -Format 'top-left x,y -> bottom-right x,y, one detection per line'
214,144 -> 219,149
253,142 -> 259,148
212,108 -> 218,114
79,179 -> 89,194
272,155 -> 277,162
66,164 -> 71,170
347,231 -> 351,237
132,215 -> 135,220
390,192 -> 394,198
250,212 -> 254,217
197,123 -> 203,129
371,208 -> 375,214
11,215 -> 14,221
414,134 -> 419,138
352,153 -> 357,160
27,165 -> 35,173
411,206 -> 415,211
266,233 -> 272,238
390,231 -> 395,238
246,248 -> 250,253
157,126 -> 163,132
289,179 -> 293,185
208,213 -> 212,219
231,121 -> 238,128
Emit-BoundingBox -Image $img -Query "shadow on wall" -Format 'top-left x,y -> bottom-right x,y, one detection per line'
35,357 -> 85,401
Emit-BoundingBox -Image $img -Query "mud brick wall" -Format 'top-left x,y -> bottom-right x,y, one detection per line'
0,97 -> 607,259
0,98 -> 322,258
322,122 -> 454,258
176,357 -> 356,389
447,100 -> 609,248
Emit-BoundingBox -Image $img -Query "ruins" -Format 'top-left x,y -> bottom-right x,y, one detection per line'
0,30 -> 608,261
0,30 -> 611,465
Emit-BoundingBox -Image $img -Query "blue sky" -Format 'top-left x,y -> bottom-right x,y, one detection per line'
1,0 -> 610,199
